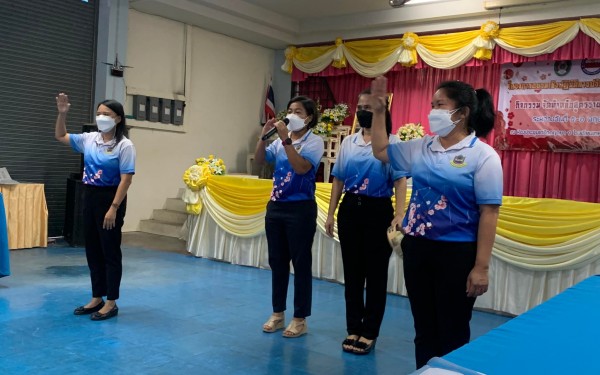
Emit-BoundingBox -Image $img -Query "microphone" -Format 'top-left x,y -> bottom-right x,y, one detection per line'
261,118 -> 289,141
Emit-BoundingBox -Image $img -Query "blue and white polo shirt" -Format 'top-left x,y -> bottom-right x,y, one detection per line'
70,132 -> 136,186
265,130 -> 324,202
387,132 -> 503,242
332,132 -> 407,197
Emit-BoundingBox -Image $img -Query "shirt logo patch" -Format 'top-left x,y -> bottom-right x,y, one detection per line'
450,154 -> 467,168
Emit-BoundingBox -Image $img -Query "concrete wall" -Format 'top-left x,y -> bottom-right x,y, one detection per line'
123,10 -> 276,231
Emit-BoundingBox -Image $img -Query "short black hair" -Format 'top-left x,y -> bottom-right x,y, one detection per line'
287,96 -> 319,129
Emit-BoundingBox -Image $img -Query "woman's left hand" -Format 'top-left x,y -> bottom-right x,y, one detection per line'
103,208 -> 117,230
466,266 -> 489,297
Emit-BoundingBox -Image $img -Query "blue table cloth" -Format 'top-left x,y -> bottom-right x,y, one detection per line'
0,192 -> 10,277
430,275 -> 600,374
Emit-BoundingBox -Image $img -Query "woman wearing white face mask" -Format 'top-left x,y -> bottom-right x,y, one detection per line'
368,78 -> 503,369
254,96 -> 324,338
55,94 -> 136,321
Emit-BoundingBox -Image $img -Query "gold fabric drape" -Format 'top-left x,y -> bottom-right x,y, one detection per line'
188,176 -> 600,271
0,184 -> 48,250
283,18 -> 600,76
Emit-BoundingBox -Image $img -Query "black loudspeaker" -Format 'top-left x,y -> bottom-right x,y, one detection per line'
63,174 -> 86,247
64,125 -> 96,246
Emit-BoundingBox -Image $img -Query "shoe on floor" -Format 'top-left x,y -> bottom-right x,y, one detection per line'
263,314 -> 285,333
73,300 -> 105,315
342,335 -> 359,353
90,305 -> 118,321
282,319 -> 307,338
352,338 -> 376,355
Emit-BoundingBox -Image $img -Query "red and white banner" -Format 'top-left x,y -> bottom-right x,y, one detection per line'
495,60 -> 600,152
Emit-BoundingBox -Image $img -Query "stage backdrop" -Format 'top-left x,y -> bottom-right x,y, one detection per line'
292,32 -> 600,203
496,59 -> 600,152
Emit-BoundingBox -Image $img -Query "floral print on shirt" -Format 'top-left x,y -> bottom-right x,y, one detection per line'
403,193 -> 448,236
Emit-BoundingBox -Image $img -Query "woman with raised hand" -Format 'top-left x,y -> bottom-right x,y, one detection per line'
368,77 -> 503,369
55,93 -> 135,321
254,96 -> 324,338
325,88 -> 407,355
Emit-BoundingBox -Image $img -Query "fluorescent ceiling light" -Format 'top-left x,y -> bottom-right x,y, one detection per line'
407,0 -> 448,4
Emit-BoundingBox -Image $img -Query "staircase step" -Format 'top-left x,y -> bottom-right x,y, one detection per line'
165,198 -> 187,212
139,219 -> 183,238
152,209 -> 188,225
176,188 -> 186,198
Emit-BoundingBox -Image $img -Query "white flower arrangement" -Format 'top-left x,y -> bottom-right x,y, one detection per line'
396,123 -> 425,141
315,103 -> 350,136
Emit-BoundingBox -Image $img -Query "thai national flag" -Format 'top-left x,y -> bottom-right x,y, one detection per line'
261,81 -> 276,125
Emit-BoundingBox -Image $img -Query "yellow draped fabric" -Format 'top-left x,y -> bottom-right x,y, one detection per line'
0,184 -> 48,250
188,176 -> 600,271
282,18 -> 600,75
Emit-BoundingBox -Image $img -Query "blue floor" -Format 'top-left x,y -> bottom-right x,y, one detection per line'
0,244 -> 511,374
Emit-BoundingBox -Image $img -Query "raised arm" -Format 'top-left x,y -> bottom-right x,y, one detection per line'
254,118 -> 278,165
368,77 -> 390,163
55,93 -> 71,145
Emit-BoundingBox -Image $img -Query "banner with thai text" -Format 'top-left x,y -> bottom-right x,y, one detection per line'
495,60 -> 600,152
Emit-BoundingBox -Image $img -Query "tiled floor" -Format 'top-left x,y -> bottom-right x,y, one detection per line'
0,236 -> 511,374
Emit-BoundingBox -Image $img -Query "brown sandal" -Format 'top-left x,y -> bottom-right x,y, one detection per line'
262,314 -> 285,333
282,319 -> 307,338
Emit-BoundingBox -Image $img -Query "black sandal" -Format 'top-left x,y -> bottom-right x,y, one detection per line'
342,336 -> 358,353
352,338 -> 377,355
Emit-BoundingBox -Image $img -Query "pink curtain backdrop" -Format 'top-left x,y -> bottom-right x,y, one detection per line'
293,32 -> 600,202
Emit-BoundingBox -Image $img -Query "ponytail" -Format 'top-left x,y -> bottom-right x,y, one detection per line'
436,81 -> 496,137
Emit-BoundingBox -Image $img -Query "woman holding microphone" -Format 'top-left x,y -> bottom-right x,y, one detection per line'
254,96 -> 324,338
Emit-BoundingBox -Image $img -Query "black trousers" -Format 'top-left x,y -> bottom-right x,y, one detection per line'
401,235 -> 477,369
337,193 -> 393,340
83,185 -> 126,301
265,200 -> 317,318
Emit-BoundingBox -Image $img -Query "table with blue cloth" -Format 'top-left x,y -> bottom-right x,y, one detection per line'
0,193 -> 10,278
414,275 -> 600,374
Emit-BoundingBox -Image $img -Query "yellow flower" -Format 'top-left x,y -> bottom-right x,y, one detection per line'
480,21 -> 499,40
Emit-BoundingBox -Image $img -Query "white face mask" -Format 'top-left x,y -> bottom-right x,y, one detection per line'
285,113 -> 307,132
428,108 -> 461,137
96,115 -> 116,133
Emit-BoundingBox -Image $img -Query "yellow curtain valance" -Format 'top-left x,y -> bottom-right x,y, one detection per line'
282,18 -> 600,76
185,175 -> 600,271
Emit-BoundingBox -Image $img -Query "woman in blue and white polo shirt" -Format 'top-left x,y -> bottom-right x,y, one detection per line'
325,89 -> 407,355
55,94 -> 135,321
254,96 -> 324,338
369,77 -> 503,369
